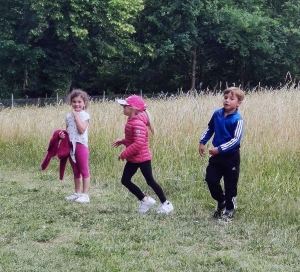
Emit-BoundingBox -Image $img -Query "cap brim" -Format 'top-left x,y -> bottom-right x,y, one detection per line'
117,99 -> 130,106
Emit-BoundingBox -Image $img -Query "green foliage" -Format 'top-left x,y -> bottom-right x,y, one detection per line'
0,0 -> 300,96
0,0 -> 144,97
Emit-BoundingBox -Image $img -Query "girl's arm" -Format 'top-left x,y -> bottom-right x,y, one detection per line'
120,121 -> 146,160
73,111 -> 89,134
111,138 -> 125,147
58,125 -> 68,139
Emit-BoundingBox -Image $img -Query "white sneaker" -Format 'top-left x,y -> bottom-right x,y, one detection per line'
138,196 -> 156,213
75,194 -> 90,203
65,193 -> 80,201
156,201 -> 174,214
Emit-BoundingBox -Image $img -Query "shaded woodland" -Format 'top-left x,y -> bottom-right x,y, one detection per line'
1,0 -> 300,98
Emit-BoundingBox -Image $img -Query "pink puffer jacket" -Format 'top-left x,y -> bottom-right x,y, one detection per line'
120,111 -> 152,163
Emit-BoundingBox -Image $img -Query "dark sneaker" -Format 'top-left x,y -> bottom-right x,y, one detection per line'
213,201 -> 226,219
218,210 -> 234,223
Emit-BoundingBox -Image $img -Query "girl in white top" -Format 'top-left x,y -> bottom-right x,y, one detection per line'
59,89 -> 91,203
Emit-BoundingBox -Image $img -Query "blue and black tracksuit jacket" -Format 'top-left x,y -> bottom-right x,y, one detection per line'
200,108 -> 244,153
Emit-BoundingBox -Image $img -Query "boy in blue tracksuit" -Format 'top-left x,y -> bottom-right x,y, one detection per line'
199,87 -> 245,222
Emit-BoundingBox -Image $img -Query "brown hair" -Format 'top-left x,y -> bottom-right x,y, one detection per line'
68,89 -> 89,109
224,87 -> 245,102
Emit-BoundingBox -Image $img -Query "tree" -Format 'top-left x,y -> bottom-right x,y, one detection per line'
1,0 -> 300,97
0,0 -> 144,97
132,0 -> 300,91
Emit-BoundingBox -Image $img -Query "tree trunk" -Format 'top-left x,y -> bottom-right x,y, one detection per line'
190,47 -> 197,91
239,64 -> 245,89
23,66 -> 28,91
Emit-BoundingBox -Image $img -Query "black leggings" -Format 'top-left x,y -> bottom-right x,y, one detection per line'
121,160 -> 167,203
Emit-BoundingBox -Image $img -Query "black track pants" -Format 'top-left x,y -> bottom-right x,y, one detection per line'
205,151 -> 240,210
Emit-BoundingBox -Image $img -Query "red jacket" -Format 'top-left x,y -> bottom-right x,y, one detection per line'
41,130 -> 71,180
120,112 -> 152,163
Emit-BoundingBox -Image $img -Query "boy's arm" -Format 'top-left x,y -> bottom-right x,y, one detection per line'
199,143 -> 206,156
218,119 -> 244,153
199,116 -> 214,145
199,116 -> 214,156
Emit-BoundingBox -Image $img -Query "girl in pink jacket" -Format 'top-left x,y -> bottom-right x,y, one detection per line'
112,95 -> 173,214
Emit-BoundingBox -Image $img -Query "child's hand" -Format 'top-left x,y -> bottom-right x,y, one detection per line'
111,139 -> 123,148
199,143 -> 205,156
209,147 -> 219,156
73,110 -> 80,119
118,155 -> 125,161
59,131 -> 65,139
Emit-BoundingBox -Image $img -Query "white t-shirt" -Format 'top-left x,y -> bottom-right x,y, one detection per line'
65,110 -> 90,162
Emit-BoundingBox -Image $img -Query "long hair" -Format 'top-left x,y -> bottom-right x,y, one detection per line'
145,109 -> 155,135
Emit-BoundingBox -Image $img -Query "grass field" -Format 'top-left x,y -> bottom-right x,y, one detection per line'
0,89 -> 299,271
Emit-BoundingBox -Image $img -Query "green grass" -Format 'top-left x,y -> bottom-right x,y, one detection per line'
0,90 -> 300,271
0,166 -> 299,271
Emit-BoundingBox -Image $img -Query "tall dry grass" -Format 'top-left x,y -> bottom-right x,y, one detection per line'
2,88 -> 299,153
1,88 -> 300,222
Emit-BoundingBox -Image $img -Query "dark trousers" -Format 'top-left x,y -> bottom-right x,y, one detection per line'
121,160 -> 167,203
205,151 -> 240,210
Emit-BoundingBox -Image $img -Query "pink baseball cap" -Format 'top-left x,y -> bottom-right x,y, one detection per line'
117,95 -> 147,112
